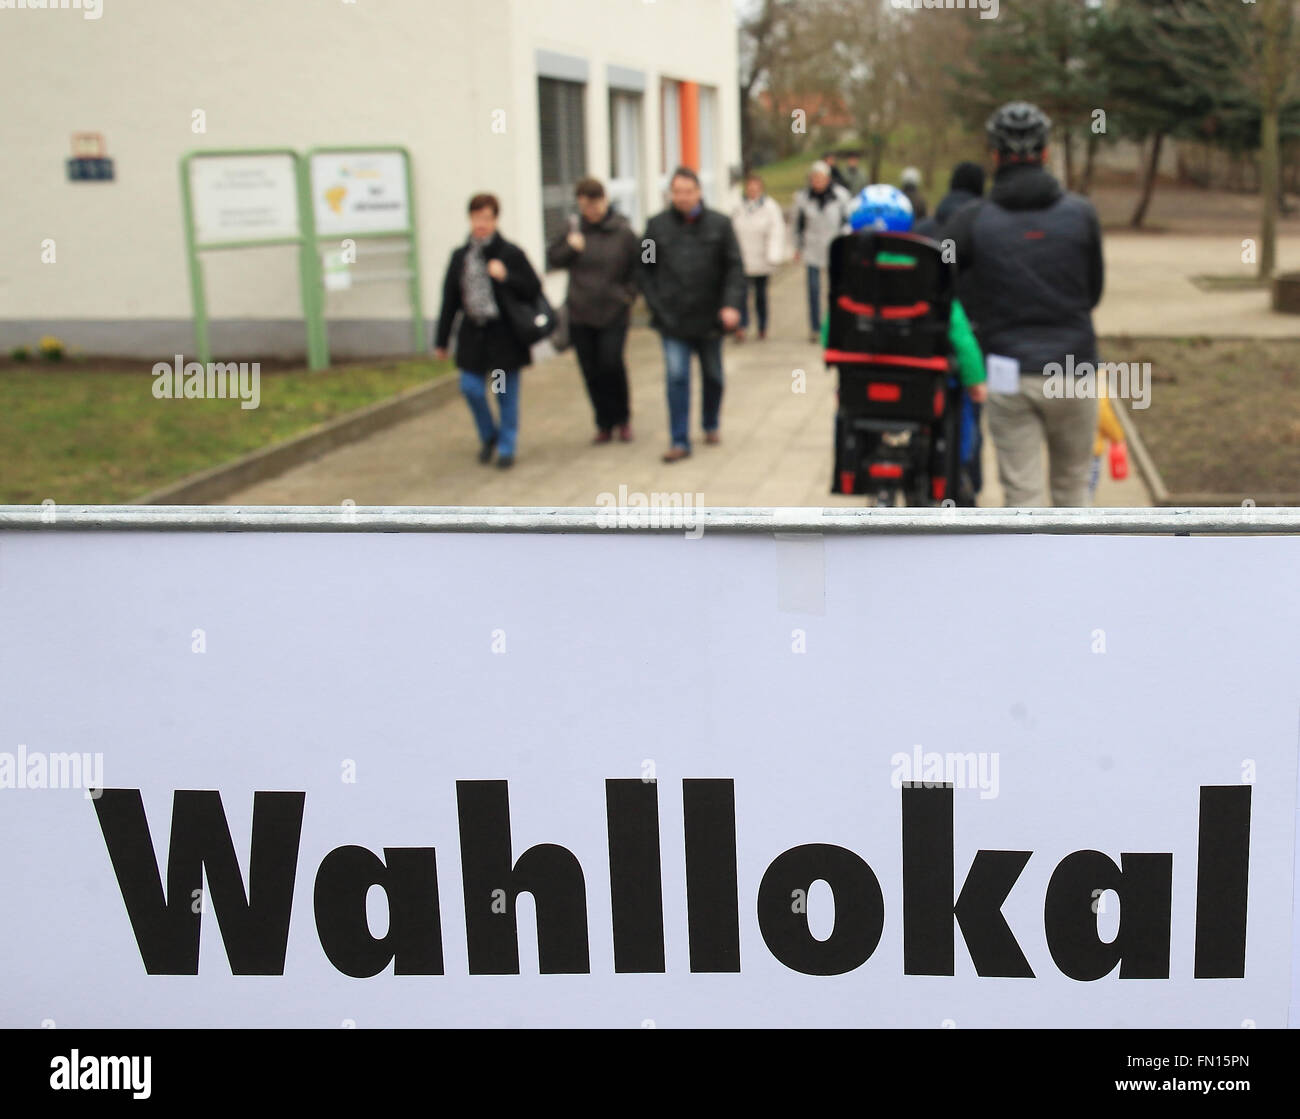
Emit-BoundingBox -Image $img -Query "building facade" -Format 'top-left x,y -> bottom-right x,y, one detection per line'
0,0 -> 740,358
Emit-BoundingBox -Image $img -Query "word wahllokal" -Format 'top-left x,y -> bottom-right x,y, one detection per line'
90,781 -> 1250,980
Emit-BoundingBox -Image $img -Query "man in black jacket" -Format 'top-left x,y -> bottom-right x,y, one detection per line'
640,166 -> 746,462
947,103 -> 1104,506
546,178 -> 641,443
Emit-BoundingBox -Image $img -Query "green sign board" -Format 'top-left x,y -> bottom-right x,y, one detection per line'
180,146 -> 425,371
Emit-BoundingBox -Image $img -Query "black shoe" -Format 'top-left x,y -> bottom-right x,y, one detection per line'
478,437 -> 497,464
496,455 -> 514,469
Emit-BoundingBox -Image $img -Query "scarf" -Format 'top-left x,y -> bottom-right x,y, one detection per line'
809,185 -> 834,210
462,236 -> 499,324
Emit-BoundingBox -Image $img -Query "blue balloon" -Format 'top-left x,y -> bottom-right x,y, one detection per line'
849,184 -> 914,232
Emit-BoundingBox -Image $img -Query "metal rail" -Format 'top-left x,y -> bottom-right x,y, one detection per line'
2,505 -> 1299,534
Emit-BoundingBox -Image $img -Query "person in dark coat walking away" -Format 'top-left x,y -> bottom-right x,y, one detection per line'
546,178 -> 641,443
640,166 -> 746,462
946,102 -> 1104,507
434,193 -> 543,469
912,160 -> 990,498
914,161 -> 986,238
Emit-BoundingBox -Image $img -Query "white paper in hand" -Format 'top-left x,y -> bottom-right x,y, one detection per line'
987,354 -> 1021,395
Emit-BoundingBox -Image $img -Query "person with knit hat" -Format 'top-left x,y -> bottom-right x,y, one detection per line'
914,161 -> 986,237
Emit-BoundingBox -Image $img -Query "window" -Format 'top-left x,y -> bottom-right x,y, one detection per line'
538,77 -> 587,247
608,90 -> 643,228
661,79 -> 681,178
698,85 -> 717,205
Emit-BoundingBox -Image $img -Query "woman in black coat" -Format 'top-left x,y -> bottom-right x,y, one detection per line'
434,193 -> 542,468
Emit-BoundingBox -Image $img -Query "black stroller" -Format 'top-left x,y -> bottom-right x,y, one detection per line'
825,230 -> 972,507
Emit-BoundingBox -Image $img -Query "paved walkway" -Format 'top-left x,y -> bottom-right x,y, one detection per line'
219,230 -> 1300,510
1097,234 -> 1300,338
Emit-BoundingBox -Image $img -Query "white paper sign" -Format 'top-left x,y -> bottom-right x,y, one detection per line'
0,531 -> 1297,1028
987,353 -> 1021,395
188,154 -> 300,246
321,249 -> 352,292
310,151 -> 411,237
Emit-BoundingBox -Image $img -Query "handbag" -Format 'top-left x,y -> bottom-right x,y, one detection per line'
499,284 -> 559,346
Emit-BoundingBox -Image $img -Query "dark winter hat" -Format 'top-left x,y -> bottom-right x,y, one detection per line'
949,161 -> 986,197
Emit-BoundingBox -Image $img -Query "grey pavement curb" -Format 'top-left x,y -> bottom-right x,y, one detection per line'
131,371 -> 459,506
1112,397 -> 1170,504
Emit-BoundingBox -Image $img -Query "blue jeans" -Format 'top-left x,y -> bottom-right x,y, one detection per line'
460,368 -> 520,457
805,264 -> 822,334
661,334 -> 723,451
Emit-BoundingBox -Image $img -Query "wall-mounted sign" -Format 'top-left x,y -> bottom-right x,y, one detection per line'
310,150 -> 411,236
188,152 -> 300,246
67,131 -> 113,182
321,248 -> 352,292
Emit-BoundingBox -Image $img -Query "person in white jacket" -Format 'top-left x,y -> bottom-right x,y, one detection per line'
729,172 -> 785,342
793,160 -> 852,342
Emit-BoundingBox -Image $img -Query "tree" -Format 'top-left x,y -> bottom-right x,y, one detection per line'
1145,0 -> 1300,278
948,0 -> 1116,193
737,0 -> 845,165
785,0 -> 912,182
1101,0 -> 1214,227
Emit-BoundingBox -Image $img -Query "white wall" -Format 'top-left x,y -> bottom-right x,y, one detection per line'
0,0 -> 740,349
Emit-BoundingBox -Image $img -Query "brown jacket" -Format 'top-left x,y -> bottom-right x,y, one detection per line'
546,209 -> 640,328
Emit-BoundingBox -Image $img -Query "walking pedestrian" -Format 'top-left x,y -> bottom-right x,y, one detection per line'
729,172 -> 785,342
914,161 -> 985,238
842,152 -> 866,196
639,166 -> 746,463
947,102 -> 1105,507
793,160 -> 853,342
899,167 -> 929,221
823,152 -> 850,191
434,193 -> 543,469
546,178 -> 640,443
914,160 -> 990,495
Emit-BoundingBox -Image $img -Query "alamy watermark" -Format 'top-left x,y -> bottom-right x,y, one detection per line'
152,355 -> 260,409
1044,356 -> 1151,410
0,746 -> 104,799
890,745 -> 1000,800
891,0 -> 999,20
0,0 -> 102,18
596,485 -> 705,539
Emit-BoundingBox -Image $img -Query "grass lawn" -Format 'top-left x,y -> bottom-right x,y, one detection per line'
753,152 -> 820,208
0,356 -> 452,504
753,144 -> 976,209
1102,336 -> 1300,497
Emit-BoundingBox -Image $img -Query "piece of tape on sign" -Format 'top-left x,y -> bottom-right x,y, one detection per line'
774,533 -> 825,616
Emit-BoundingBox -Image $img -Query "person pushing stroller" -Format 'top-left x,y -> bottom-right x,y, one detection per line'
824,184 -> 987,505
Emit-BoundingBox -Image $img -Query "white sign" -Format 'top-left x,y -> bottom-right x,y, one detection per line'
188,154 -> 300,246
310,151 -> 410,236
321,249 -> 352,293
0,531 -> 1297,1027
987,353 -> 1021,395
